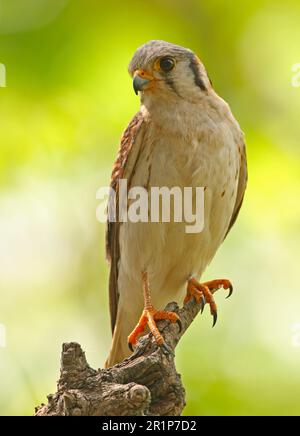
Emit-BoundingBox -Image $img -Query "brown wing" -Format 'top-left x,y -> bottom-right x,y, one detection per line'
224,138 -> 248,239
106,112 -> 145,334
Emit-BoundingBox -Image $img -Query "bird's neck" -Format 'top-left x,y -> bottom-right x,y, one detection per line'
140,91 -> 228,135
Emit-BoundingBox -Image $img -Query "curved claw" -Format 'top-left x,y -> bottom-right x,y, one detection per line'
212,312 -> 218,328
226,284 -> 233,299
128,342 -> 134,352
161,341 -> 174,356
176,318 -> 182,333
201,295 -> 206,313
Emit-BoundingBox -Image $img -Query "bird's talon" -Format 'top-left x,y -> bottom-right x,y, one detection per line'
203,279 -> 233,298
185,278 -> 232,326
160,341 -> 174,356
212,312 -> 218,327
128,341 -> 134,352
127,300 -> 180,352
226,284 -> 233,299
201,295 -> 206,313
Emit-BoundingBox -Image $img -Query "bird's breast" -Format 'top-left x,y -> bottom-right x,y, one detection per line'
119,116 -> 240,308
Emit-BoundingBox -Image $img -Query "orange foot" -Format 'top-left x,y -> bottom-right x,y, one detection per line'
184,278 -> 233,327
127,307 -> 181,352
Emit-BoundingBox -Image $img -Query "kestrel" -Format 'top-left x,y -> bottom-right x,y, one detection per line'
105,40 -> 247,368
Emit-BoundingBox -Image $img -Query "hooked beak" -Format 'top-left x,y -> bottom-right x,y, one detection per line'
133,70 -> 154,95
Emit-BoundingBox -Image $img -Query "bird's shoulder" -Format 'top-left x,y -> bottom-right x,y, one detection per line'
110,111 -> 145,191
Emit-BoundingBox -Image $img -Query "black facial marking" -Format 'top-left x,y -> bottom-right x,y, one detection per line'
165,77 -> 182,97
189,56 -> 207,92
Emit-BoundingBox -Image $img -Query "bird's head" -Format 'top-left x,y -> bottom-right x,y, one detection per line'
128,40 -> 211,104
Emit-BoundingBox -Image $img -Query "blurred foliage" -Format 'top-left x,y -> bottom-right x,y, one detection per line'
0,0 -> 300,416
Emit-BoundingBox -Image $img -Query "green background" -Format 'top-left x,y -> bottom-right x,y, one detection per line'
0,0 -> 300,416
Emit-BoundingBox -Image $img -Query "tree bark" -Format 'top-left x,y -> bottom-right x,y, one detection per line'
35,298 -> 204,416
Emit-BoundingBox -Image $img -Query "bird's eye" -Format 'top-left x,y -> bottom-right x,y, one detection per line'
159,57 -> 175,72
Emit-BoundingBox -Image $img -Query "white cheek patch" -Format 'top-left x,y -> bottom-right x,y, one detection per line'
170,60 -> 205,97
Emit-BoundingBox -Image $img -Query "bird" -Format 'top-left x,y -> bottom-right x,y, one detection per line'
104,40 -> 247,368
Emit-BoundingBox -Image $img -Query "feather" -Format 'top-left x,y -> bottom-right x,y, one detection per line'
224,139 -> 248,239
106,112 -> 145,333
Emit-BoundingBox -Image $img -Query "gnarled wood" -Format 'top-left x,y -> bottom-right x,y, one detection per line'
35,298 -> 204,416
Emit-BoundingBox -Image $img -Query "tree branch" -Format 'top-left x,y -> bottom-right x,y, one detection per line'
35,298 -> 203,416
